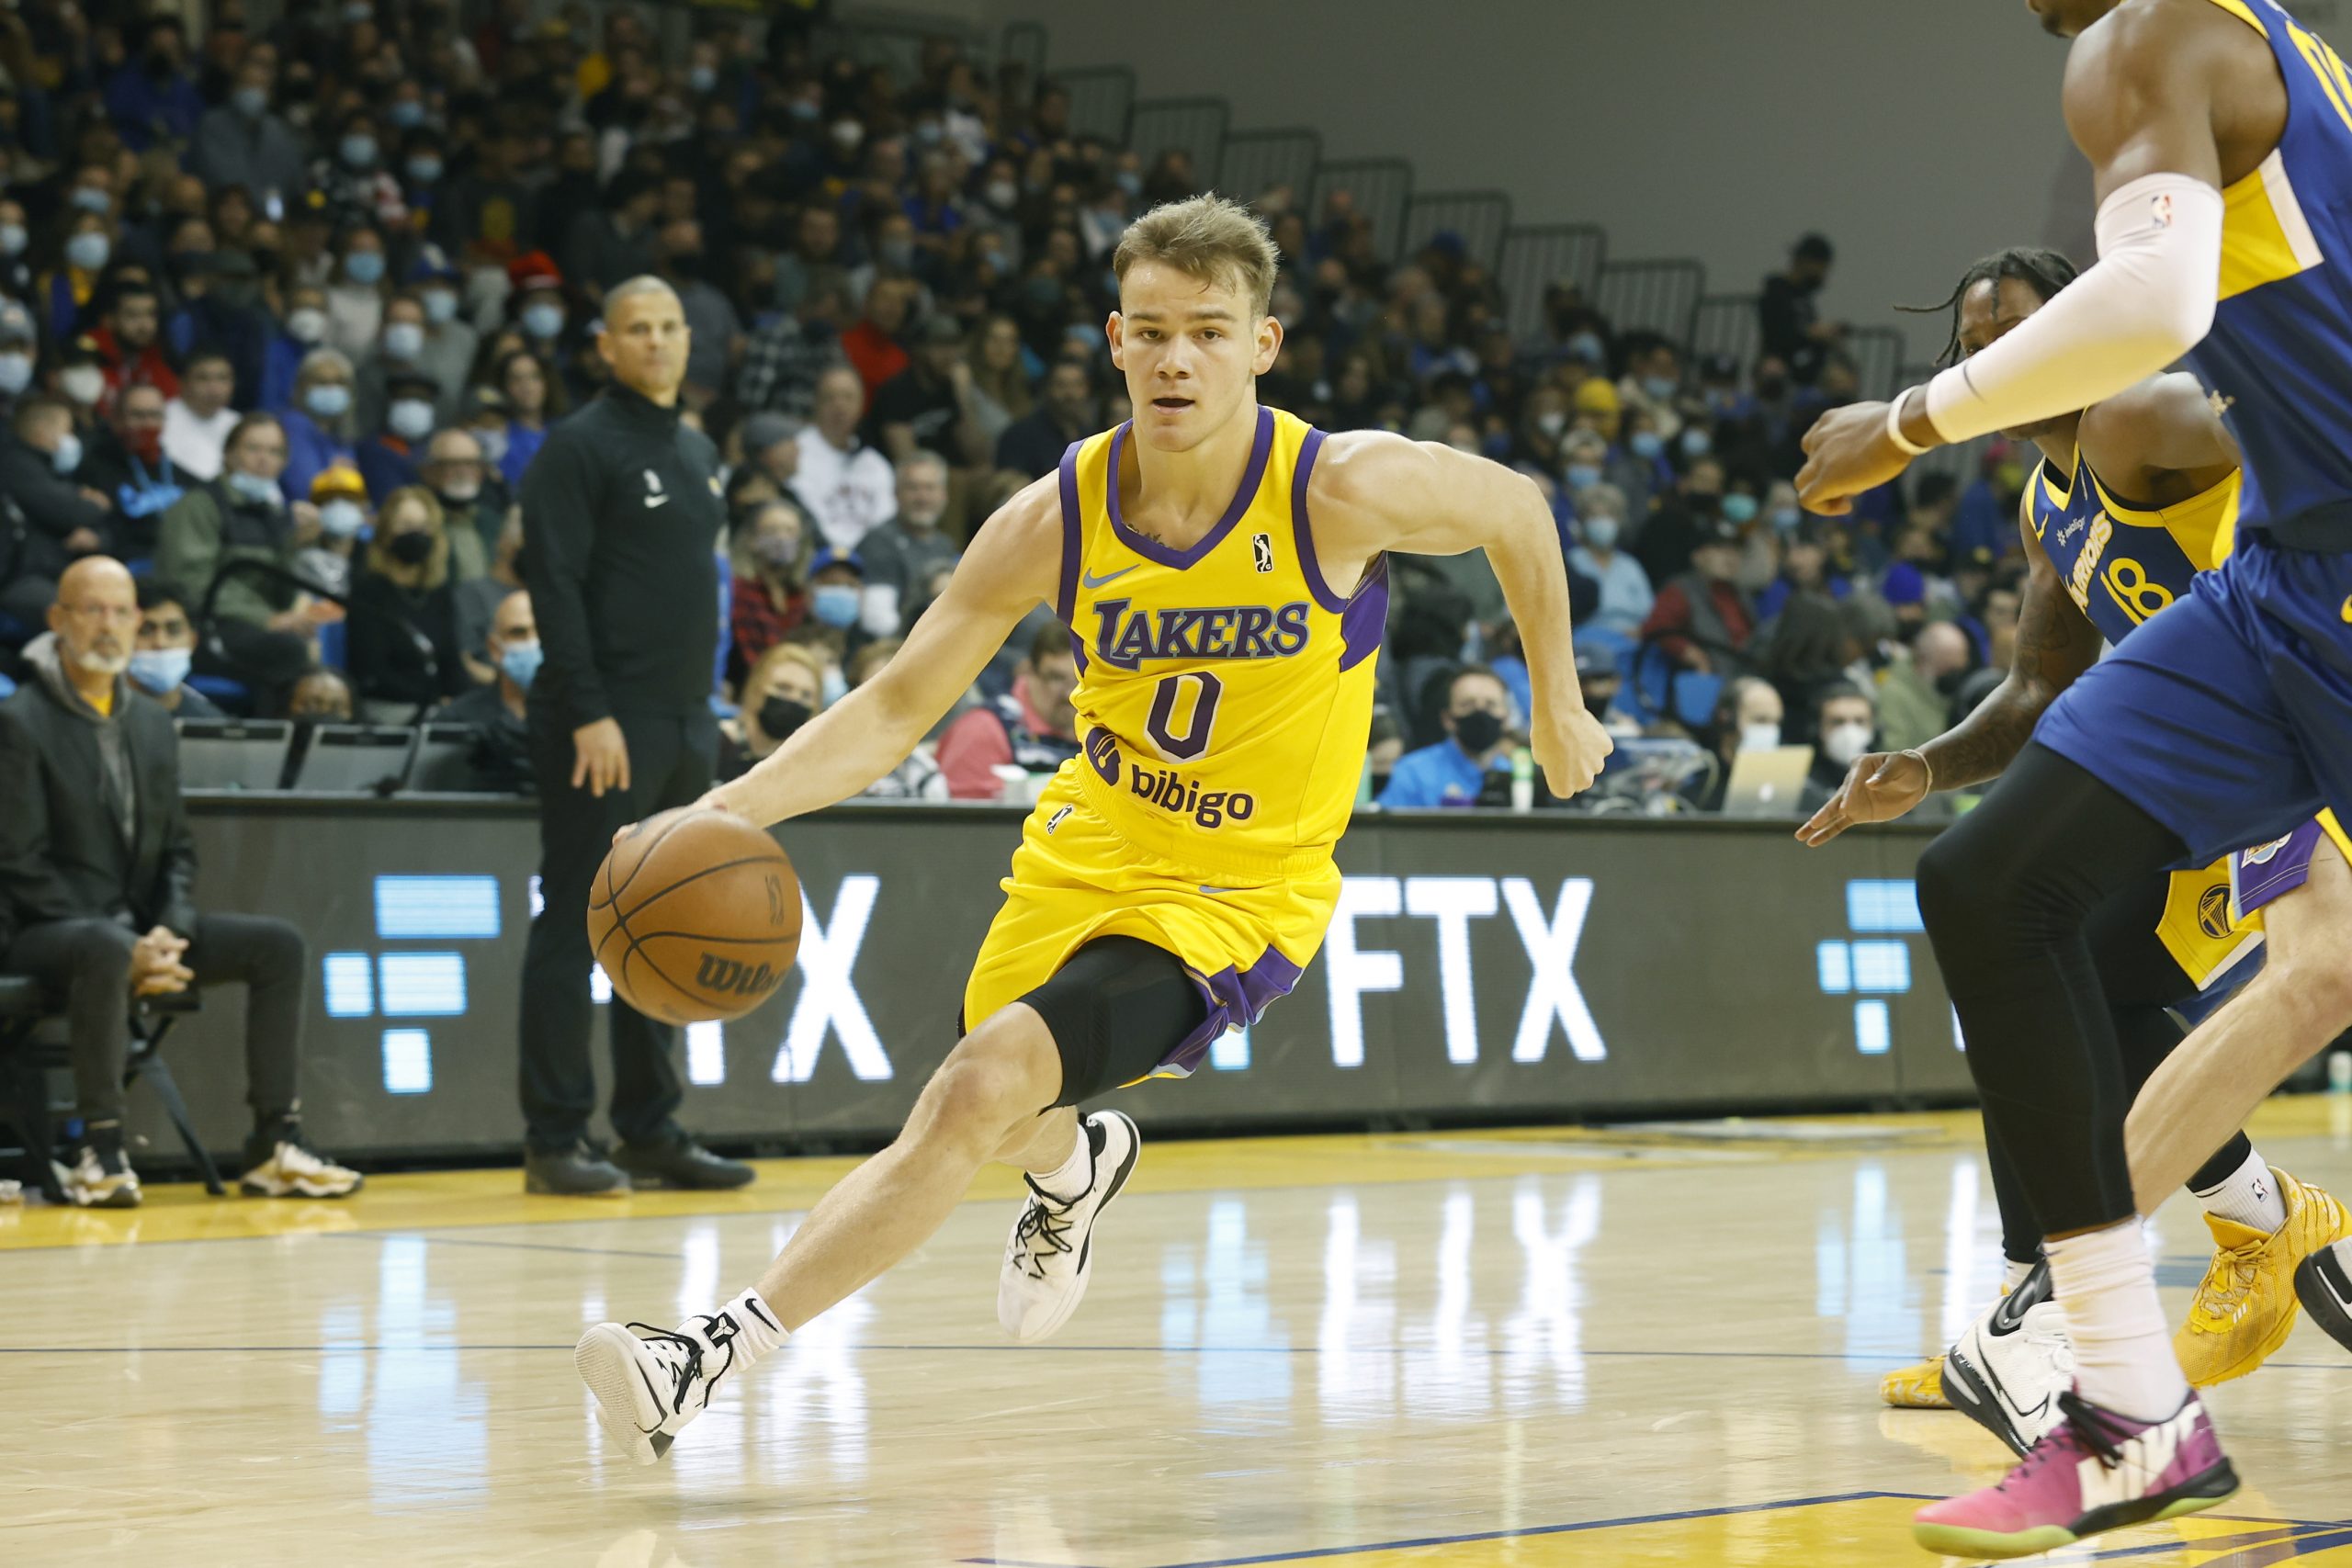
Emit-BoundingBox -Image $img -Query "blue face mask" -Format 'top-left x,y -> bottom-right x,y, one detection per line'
340,134 -> 378,169
389,100 -> 425,130
1721,492 -> 1760,525
1567,331 -> 1604,365
128,647 -> 192,695
820,664 -> 848,706
522,301 -> 564,339
70,186 -> 111,216
232,85 -> 269,118
345,251 -> 385,286
688,64 -> 717,94
811,583 -> 861,627
1770,504 -> 1802,532
227,468 -> 281,505
65,231 -> 111,272
1680,425 -> 1713,459
1583,516 -> 1621,551
406,155 -> 443,185
498,638 -> 543,689
1643,374 -> 1679,402
51,432 -> 83,476
423,288 -> 459,324
306,383 -> 352,419
1628,430 -> 1664,461
1564,462 -> 1601,491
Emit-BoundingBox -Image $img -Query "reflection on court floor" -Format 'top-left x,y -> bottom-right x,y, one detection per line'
3,1104 -> 2347,1566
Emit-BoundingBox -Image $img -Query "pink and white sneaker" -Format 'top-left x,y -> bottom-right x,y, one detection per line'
1911,1388 -> 2237,1559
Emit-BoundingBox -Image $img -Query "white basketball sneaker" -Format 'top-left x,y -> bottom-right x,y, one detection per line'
998,1110 -> 1140,1342
1940,1258 -> 2077,1456
574,1310 -> 752,1465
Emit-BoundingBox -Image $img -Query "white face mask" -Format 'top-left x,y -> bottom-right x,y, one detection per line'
288,307 -> 328,344
1823,721 -> 1875,769
1738,721 -> 1781,753
60,364 -> 107,406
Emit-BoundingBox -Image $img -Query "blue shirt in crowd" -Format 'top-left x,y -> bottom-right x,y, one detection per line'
1378,738 -> 1502,809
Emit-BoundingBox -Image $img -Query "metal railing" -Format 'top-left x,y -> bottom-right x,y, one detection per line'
1127,97 -> 1230,195
1400,190 -> 1513,274
1217,127 -> 1324,209
1689,293 -> 1761,368
1595,257 -> 1705,344
1053,64 -> 1136,145
1307,158 -> 1414,264
1498,223 -> 1610,345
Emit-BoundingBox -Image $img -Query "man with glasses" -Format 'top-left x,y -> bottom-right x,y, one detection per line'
0,557 -> 359,1205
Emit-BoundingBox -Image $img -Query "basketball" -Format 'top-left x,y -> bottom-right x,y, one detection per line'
586,807 -> 801,1025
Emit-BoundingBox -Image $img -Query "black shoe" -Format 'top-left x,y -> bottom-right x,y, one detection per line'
526,1141 -> 632,1196
2295,1242 -> 2352,1357
614,1134 -> 754,1190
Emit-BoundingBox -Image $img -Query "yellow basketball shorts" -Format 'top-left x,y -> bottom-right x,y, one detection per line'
961,767 -> 1340,1083
2158,809 -> 2351,989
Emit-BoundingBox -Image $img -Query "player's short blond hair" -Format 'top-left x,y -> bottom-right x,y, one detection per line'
1113,194 -> 1279,319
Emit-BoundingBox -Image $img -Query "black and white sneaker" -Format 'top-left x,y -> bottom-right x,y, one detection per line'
997,1110 -> 1140,1342
1940,1257 -> 2075,1457
2295,1239 -> 2352,1358
574,1309 -> 755,1466
56,1122 -> 140,1209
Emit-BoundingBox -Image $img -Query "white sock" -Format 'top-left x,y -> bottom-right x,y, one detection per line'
2003,1258 -> 2036,1294
710,1287 -> 787,1366
2193,1146 -> 2289,1234
1030,1120 -> 1094,1203
2044,1221 -> 2188,1422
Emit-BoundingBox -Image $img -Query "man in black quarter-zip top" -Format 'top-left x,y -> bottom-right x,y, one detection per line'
517,276 -> 753,1196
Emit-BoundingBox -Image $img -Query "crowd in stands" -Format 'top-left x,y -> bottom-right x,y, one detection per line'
0,0 -> 2040,813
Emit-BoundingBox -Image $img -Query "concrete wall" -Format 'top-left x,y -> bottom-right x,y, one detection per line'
970,0 -> 2091,364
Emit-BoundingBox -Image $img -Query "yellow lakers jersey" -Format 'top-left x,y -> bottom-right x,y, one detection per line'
1055,404 -> 1385,878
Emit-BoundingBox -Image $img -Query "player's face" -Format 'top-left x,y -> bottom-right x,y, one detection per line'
1956,275 -> 2073,441
1108,260 -> 1280,454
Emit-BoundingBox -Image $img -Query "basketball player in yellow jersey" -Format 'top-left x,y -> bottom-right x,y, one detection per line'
572,195 -> 1616,1464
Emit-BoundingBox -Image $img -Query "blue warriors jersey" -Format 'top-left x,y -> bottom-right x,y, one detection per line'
1056,405 -> 1386,877
2026,450 -> 2238,645
2184,0 -> 2352,537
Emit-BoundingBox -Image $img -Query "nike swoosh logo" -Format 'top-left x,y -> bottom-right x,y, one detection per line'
1082,564 -> 1137,589
645,494 -> 669,509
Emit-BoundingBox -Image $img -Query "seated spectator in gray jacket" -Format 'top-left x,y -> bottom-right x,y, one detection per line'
0,558 -> 359,1208
857,451 -> 961,636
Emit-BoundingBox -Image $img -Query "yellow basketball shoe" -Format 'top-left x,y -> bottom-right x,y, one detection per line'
1881,1354 -> 1951,1409
2175,1167 -> 2352,1387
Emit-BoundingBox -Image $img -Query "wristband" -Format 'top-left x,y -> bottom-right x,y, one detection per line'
1902,748 -> 1934,791
1884,389 -> 1933,457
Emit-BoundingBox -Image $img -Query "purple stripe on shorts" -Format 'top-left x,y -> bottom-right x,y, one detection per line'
2235,818 -> 2324,915
1153,944 -> 1307,1079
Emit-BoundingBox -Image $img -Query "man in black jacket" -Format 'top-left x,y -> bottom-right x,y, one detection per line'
518,276 -> 752,1196
0,557 -> 359,1207
0,395 -> 115,631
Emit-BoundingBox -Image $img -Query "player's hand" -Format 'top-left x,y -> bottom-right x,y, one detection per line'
571,717 -> 631,798
1796,749 -> 1930,846
1796,400 -> 1912,517
610,789 -> 737,849
1533,706 -> 1614,800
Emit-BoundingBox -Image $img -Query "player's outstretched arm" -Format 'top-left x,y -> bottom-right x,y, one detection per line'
1311,431 -> 1612,798
1798,3 -> 2236,513
1797,493 -> 2100,845
711,476 -> 1060,827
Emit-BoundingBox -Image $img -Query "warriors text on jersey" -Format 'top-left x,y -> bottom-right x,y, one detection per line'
2026,446 -> 2235,647
958,404 -> 1387,1083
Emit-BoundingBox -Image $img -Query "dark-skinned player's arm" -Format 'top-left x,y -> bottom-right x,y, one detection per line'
1796,2 -> 2233,513
1797,491 -> 2101,846
1309,430 -> 1614,797
703,477 -> 1059,828
2079,371 -> 2241,504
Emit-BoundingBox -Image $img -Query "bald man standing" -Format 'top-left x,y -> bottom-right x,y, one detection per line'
517,276 -> 752,1196
0,558 -> 360,1206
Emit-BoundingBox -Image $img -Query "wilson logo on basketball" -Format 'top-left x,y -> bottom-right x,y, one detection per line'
696,953 -> 783,998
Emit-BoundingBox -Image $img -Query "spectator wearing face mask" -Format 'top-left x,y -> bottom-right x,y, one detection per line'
1759,233 -> 1846,388
1798,683 -> 1879,814
0,396 -> 115,631
126,580 -> 224,718
153,412 -> 331,710
1641,516 -> 1756,676
1634,455 -> 1728,588
430,588 -> 538,793
356,362 -> 441,502
260,285 -> 330,413
192,55 -> 309,207
348,486 -> 470,711
277,347 -> 359,502
1566,482 -> 1653,638
405,254 -> 479,426
0,300 -> 35,412
355,292 -> 431,433
323,229 -> 391,360
163,348 -> 238,479
506,253 -> 571,363
729,499 -> 808,685
1377,665 -> 1518,809
1679,676 -> 1786,813
424,427 -> 503,565
0,201 -> 32,308
455,505 -> 526,682
1616,338 -> 1685,444
40,209 -> 119,344
802,547 -> 873,656
80,382 -> 186,558
52,333 -> 113,426
295,463 -> 371,599
314,114 -> 407,237
1873,618 -> 1975,755
856,451 -> 960,637
718,642 -> 824,783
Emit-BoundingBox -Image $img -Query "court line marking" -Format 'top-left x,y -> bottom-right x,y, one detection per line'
2079,1524 -> 2352,1560
317,1231 -> 686,1260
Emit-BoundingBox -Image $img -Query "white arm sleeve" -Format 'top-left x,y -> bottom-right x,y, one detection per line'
1921,172 -> 2223,445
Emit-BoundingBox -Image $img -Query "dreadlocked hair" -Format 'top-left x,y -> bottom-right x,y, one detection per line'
1898,247 -> 2081,367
